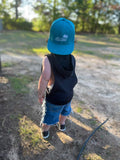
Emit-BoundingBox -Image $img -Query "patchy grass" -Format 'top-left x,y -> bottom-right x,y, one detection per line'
76,106 -> 83,113
8,75 -> 34,94
74,34 -> 120,59
19,116 -> 54,155
32,47 -> 48,55
74,49 -> 119,59
2,62 -> 15,67
0,31 -> 120,59
0,31 -> 48,56
108,36 -> 120,43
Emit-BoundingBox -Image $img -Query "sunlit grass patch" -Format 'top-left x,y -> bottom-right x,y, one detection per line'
9,75 -> 34,94
73,50 -> 84,56
100,54 -> 118,59
108,36 -> 120,43
32,47 -> 48,55
0,39 -> 7,43
1,31 -> 120,59
84,153 -> 104,160
19,116 -> 54,155
2,62 -> 15,67
78,39 -> 107,46
84,51 -> 118,59
74,48 -> 120,59
76,107 -> 83,113
0,31 -> 47,55
76,34 -> 120,44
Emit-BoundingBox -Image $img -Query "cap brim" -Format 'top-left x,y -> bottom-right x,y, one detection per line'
47,39 -> 74,55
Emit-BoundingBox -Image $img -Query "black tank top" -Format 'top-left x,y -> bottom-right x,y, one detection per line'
46,53 -> 77,105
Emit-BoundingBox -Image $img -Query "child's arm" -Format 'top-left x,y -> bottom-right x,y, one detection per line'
38,56 -> 51,104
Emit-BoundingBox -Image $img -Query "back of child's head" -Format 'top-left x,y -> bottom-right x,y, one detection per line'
47,18 -> 75,55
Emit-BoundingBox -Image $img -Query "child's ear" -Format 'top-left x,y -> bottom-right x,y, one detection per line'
46,39 -> 48,43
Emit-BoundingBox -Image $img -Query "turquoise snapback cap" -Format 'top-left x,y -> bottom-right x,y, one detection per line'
47,18 -> 75,55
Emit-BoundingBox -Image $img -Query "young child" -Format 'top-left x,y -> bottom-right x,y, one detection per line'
38,18 -> 78,139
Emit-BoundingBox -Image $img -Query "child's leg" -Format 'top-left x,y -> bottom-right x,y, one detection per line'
59,115 -> 67,124
42,124 -> 50,139
42,123 -> 50,131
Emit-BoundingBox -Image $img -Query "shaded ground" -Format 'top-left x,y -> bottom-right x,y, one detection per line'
0,32 -> 120,160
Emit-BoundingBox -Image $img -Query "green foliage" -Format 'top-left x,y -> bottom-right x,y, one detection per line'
0,0 -> 10,19
32,19 -> 49,32
34,0 -> 61,26
3,18 -> 32,31
0,0 -> 120,34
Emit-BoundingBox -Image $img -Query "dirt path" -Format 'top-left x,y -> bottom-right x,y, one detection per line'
75,56 -> 120,141
0,52 -> 120,160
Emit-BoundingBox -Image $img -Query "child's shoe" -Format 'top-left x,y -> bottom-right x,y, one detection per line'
59,123 -> 66,131
42,131 -> 49,139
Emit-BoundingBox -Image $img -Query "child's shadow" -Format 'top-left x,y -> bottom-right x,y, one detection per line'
44,104 -> 120,160
23,98 -> 120,160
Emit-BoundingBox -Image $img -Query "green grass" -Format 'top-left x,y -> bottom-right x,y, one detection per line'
9,75 -> 34,94
77,34 -> 120,44
2,62 -> 15,67
32,47 -> 48,55
74,34 -> 120,59
76,107 -> 83,113
0,30 -> 120,59
74,49 -> 119,59
19,116 -> 50,154
0,31 -> 48,56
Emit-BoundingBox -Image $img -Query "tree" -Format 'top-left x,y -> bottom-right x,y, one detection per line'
34,0 -> 61,23
61,0 -> 75,18
10,0 -> 21,20
89,0 -> 114,33
111,0 -> 120,34
0,0 -> 10,19
72,0 -> 92,32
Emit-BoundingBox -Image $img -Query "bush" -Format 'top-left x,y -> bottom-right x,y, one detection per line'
32,18 -> 50,32
96,23 -> 115,34
3,18 -> 33,31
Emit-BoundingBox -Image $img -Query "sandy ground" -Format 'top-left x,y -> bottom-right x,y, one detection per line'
0,51 -> 120,160
75,55 -> 120,141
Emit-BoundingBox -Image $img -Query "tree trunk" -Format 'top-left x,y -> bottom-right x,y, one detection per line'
118,12 -> 120,34
53,0 -> 56,21
0,56 -> 2,74
15,0 -> 18,20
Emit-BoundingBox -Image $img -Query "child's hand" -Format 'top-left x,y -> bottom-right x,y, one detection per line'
38,92 -> 44,105
38,97 -> 44,105
38,89 -> 44,105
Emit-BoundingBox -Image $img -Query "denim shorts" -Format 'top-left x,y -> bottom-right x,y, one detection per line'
42,101 -> 71,125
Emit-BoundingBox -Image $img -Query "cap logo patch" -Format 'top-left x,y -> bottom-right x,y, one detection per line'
55,34 -> 68,42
